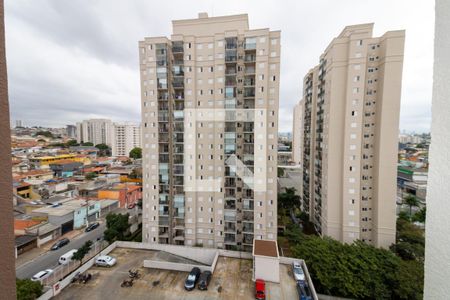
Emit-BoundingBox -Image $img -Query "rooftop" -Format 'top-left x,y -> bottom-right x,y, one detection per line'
253,239 -> 279,258
54,247 -> 298,300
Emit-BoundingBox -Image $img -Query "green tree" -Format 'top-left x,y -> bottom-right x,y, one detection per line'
85,172 -> 98,180
16,278 -> 43,300
95,143 -> 111,156
35,131 -> 53,138
413,207 -> 426,223
398,211 -> 411,222
81,142 -> 94,146
104,213 -> 130,244
71,240 -> 93,266
278,188 -> 300,212
403,194 -> 420,218
129,147 -> 142,159
277,167 -> 285,177
66,139 -> 78,147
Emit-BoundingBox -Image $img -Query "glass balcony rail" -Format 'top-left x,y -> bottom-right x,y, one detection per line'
159,154 -> 169,163
174,123 -> 184,132
173,133 -> 184,143
225,68 -> 237,75
172,66 -> 184,76
174,103 -> 184,111
173,80 -> 184,88
159,145 -> 169,153
225,99 -> 236,109
173,186 -> 184,194
243,154 -> 254,165
244,133 -> 254,143
244,67 -> 255,75
244,54 -> 256,62
158,219 -> 169,226
159,184 -> 170,194
225,123 -> 236,132
244,38 -> 257,50
159,207 -> 169,216
225,144 -> 236,154
225,199 -> 236,209
244,79 -> 255,86
159,194 -> 169,205
225,38 -> 238,49
224,212 -> 236,222
158,230 -> 169,236
173,93 -> 184,100
156,60 -> 167,67
225,178 -> 236,188
243,123 -> 254,132
173,165 -> 184,175
224,223 -> 236,232
158,92 -> 169,100
225,54 -> 237,62
243,144 -> 254,154
174,144 -> 184,154
225,87 -> 236,98
243,199 -> 254,210
224,234 -> 236,243
244,87 -> 255,98
243,223 -> 254,232
173,176 -> 184,185
173,154 -> 183,164
243,99 -> 255,109
243,233 -> 254,244
225,189 -> 236,198
173,110 -> 184,120
158,114 -> 169,122
225,77 -> 236,86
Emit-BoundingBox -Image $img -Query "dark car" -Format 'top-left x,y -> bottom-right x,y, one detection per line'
197,271 -> 212,290
184,267 -> 201,291
85,222 -> 100,232
296,281 -> 312,300
50,238 -> 70,250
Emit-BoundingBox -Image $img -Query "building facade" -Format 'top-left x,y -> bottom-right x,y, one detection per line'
292,101 -> 303,165
140,13 -> 280,251
66,124 -> 77,138
294,24 -> 405,248
111,123 -> 142,157
76,119 -> 113,146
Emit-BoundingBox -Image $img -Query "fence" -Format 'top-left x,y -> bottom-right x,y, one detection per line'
41,240 -> 108,287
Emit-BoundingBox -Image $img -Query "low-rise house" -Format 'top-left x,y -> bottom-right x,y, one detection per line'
49,160 -> 83,177
97,183 -> 142,208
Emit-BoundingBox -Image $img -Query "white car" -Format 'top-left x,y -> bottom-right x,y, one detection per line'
31,269 -> 53,282
292,261 -> 305,282
95,255 -> 117,267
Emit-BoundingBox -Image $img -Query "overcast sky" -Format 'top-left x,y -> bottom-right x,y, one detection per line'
5,1 -> 434,133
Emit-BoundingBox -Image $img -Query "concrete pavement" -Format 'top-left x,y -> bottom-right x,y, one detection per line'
16,223 -> 106,280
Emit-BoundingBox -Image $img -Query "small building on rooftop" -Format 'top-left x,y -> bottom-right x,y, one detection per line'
252,239 -> 280,283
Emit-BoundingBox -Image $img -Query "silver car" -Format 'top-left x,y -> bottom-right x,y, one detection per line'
292,261 -> 305,282
31,269 -> 53,282
95,255 -> 117,267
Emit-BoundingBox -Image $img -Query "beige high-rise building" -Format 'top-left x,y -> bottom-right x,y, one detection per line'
139,13 -> 280,251
111,123 -> 142,157
292,101 -> 303,166
76,118 -> 113,146
293,24 -> 405,248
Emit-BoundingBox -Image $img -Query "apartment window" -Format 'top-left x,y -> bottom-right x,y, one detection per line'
208,43 -> 213,49
271,75 -> 276,81
354,64 -> 361,70
209,66 -> 214,72
271,38 -> 278,45
357,40 -> 363,46
352,87 -> 359,94
354,75 -> 360,82
259,63 -> 265,68
270,51 -> 276,57
217,41 -> 223,47
270,64 -> 276,70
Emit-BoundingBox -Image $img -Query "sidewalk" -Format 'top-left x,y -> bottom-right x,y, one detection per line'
15,228 -> 85,268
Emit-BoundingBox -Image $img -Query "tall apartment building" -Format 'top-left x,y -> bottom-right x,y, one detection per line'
76,119 -> 113,145
111,123 -> 142,157
292,101 -> 303,165
66,124 -> 77,138
293,24 -> 405,248
139,13 -> 280,251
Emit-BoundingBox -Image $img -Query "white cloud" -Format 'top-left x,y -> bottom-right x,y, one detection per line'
5,0 -> 434,132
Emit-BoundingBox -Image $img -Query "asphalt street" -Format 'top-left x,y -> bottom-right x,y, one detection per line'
16,223 -> 106,279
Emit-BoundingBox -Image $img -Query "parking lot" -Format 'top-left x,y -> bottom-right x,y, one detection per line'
55,247 -> 298,300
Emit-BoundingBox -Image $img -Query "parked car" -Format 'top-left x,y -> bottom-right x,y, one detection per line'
255,279 -> 266,300
296,281 -> 312,300
59,249 -> 78,265
292,261 -> 305,282
184,267 -> 201,291
31,269 -> 53,282
127,203 -> 136,209
198,271 -> 212,290
85,222 -> 100,232
50,238 -> 70,251
95,255 -> 117,267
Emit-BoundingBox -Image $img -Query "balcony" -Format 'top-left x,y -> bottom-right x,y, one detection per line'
224,222 -> 236,232
244,78 -> 255,87
173,93 -> 184,100
244,87 -> 255,98
243,233 -> 254,244
225,67 -> 237,75
173,154 -> 183,164
244,54 -> 256,62
244,38 -> 257,50
225,38 -> 238,49
159,154 -> 169,163
243,211 -> 254,221
173,218 -> 185,229
173,81 -> 184,89
224,233 -> 236,243
159,229 -> 169,237
225,199 -> 236,209
243,199 -> 254,210
244,67 -> 255,75
243,123 -> 254,132
224,211 -> 236,222
174,123 -> 184,132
